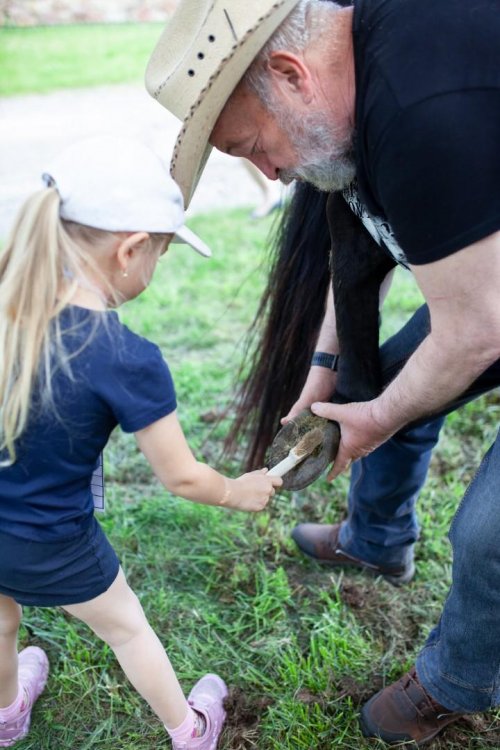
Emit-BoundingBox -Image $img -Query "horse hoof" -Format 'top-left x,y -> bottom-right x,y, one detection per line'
266,408 -> 340,490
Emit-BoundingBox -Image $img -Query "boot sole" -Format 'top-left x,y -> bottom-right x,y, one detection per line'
295,544 -> 415,587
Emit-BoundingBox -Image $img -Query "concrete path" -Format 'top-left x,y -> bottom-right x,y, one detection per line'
0,83 -> 282,240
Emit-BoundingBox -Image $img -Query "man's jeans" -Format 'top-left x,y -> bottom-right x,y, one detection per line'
337,304 -> 500,712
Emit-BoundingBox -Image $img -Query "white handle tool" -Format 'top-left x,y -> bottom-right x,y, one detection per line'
268,428 -> 323,478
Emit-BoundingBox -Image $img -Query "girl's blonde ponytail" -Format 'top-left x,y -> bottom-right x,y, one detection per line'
0,188 -> 83,464
0,187 -> 167,465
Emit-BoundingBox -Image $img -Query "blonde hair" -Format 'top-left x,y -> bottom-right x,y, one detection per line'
0,188 -> 166,465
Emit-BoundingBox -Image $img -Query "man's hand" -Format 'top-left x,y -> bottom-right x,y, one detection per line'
311,399 -> 395,479
281,366 -> 337,423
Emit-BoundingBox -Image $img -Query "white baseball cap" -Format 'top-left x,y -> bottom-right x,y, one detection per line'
41,134 -> 211,257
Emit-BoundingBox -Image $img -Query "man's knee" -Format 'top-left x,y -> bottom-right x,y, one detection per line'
450,501 -> 497,568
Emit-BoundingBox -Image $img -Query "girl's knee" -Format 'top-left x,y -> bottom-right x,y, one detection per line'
67,579 -> 149,648
0,596 -> 22,637
100,589 -> 149,649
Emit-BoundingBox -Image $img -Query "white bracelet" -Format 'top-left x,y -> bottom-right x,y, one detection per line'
219,477 -> 231,506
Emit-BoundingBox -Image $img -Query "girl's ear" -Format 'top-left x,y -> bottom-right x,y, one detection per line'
267,51 -> 314,105
116,232 -> 150,276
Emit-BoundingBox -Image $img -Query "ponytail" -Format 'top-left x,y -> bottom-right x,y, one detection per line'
0,188 -> 94,464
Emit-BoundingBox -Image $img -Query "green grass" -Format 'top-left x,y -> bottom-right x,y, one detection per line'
13,208 -> 500,748
0,23 -> 165,96
2,19 -> 499,748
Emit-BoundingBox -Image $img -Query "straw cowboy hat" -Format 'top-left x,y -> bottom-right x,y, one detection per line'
145,0 -> 301,207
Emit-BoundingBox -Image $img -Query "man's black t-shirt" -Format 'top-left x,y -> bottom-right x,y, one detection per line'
353,0 -> 500,265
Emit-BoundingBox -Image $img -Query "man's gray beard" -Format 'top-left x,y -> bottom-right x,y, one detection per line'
276,107 -> 356,192
280,154 -> 355,192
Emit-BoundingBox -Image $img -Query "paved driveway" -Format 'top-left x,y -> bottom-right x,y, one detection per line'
0,83 -> 271,240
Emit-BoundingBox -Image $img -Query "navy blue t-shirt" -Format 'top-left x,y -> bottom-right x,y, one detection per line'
353,0 -> 500,264
0,306 -> 176,542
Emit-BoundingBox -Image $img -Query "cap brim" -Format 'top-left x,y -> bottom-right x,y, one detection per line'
173,224 -> 212,257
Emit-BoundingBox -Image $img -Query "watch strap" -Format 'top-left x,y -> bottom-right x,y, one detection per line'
311,351 -> 339,371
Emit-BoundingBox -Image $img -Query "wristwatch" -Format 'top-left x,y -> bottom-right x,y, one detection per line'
311,351 -> 339,371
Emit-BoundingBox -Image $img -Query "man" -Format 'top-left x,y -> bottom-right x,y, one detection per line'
145,0 -> 500,744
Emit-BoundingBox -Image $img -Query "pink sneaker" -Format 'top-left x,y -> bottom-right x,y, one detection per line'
173,674 -> 228,750
0,646 -> 49,747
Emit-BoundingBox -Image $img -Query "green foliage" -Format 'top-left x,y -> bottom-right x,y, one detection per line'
14,210 -> 500,748
0,23 -> 165,95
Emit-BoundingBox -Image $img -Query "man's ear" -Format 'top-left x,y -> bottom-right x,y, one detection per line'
116,232 -> 150,275
267,51 -> 313,105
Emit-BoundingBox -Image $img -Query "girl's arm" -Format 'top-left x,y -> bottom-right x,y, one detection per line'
135,411 -> 282,512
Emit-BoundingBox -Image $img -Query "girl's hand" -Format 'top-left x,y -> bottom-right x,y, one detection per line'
221,469 -> 282,512
137,412 -> 282,510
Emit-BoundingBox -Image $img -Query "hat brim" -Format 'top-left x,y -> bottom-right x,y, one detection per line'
167,0 -> 301,207
173,224 -> 212,257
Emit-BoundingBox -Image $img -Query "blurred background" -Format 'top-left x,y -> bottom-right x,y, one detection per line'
0,0 -> 286,239
0,0 -> 176,24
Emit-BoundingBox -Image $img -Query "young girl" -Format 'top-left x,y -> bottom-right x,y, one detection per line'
0,135 -> 282,749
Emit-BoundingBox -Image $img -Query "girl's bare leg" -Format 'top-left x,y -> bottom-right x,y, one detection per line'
0,594 -> 22,707
62,568 -> 189,729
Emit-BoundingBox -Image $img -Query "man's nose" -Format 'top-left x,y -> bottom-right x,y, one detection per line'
249,154 -> 279,181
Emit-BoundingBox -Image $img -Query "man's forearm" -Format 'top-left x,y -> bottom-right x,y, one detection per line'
312,232 -> 500,477
372,234 -> 500,435
371,330 -> 498,435
314,283 -> 339,353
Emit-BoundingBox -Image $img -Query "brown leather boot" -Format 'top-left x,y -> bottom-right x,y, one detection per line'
291,522 -> 414,586
360,667 -> 463,745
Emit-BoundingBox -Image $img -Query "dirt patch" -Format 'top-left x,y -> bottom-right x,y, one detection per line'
340,581 -> 367,609
430,714 -> 500,748
221,687 -> 273,750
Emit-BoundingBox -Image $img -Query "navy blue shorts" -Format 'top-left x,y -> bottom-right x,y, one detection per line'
0,516 -> 120,607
